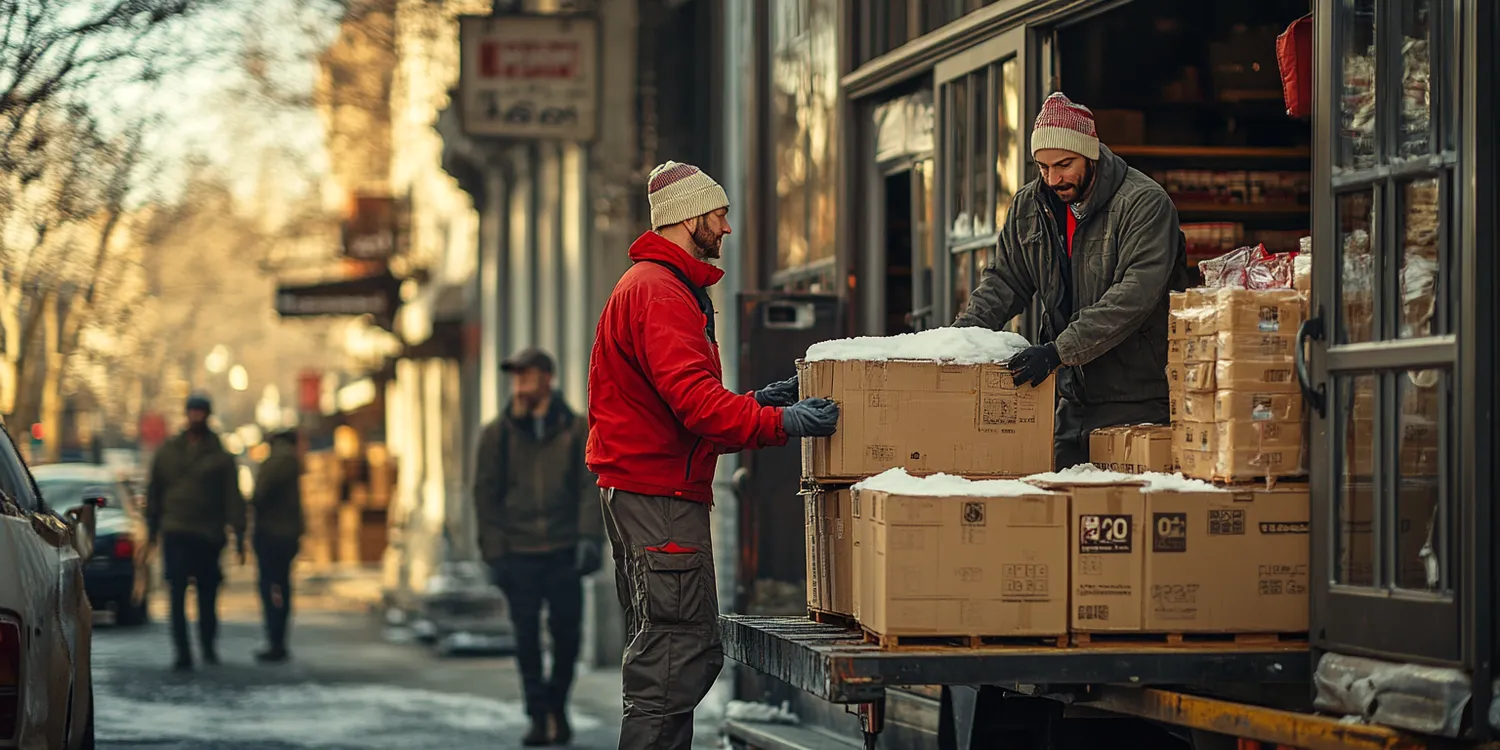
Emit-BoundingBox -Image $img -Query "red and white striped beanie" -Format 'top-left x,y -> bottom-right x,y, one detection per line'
647,161 -> 730,229
1030,92 -> 1100,160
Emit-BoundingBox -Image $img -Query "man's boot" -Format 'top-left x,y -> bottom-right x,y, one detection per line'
551,707 -> 572,746
255,646 -> 290,664
201,644 -> 220,666
521,713 -> 550,747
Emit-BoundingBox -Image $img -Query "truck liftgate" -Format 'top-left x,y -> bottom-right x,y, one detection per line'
721,615 -> 1497,750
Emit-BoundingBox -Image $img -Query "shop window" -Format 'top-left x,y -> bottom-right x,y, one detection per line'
857,0 -> 1002,66
771,0 -> 839,275
945,56 -> 1020,321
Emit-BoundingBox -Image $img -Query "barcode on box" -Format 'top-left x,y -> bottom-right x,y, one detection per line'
1077,605 -> 1111,621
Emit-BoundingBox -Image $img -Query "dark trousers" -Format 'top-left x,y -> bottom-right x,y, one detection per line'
602,488 -> 722,750
491,549 -> 583,718
1054,397 -> 1172,470
161,532 -> 223,657
254,534 -> 298,650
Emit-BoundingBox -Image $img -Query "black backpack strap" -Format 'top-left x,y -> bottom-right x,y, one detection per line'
639,259 -> 717,344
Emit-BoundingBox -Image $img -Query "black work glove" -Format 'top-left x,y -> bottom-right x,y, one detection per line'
754,375 -> 800,407
782,397 -> 840,438
1007,343 -> 1061,388
575,539 -> 603,576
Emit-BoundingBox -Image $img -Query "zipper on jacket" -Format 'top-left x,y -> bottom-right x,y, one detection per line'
1037,195 -> 1090,404
684,437 -> 703,482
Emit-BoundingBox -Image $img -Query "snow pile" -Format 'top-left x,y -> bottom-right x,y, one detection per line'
855,468 -> 1056,497
725,699 -> 800,725
805,327 -> 1030,364
1023,463 -> 1226,493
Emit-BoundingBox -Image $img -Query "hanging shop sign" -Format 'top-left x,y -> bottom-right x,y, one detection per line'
275,271 -> 402,323
342,195 -> 402,261
458,14 -> 600,141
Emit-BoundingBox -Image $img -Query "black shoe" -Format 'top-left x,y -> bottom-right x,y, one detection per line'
172,654 -> 194,672
551,709 -> 572,746
202,648 -> 220,666
522,714 -> 550,747
255,647 -> 290,664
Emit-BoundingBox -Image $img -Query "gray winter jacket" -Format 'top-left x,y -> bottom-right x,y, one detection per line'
954,143 -> 1192,404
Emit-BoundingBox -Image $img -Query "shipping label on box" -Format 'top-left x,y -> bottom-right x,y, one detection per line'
1144,487 -> 1309,633
1216,390 -> 1303,422
1214,360 -> 1299,392
799,359 -> 1055,481
1090,425 -> 1174,473
1064,485 -> 1147,631
857,488 -> 1068,637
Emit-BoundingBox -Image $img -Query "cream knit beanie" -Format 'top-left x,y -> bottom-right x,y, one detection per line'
647,161 -> 729,229
1030,92 -> 1101,160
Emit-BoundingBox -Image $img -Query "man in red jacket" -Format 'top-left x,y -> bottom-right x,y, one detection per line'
588,160 -> 839,750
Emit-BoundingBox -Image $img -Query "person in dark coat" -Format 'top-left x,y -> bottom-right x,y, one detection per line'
146,393 -> 247,671
955,92 -> 1194,469
250,428 -> 303,663
473,348 -> 601,747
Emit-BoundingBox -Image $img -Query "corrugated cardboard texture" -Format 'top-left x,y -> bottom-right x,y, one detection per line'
1173,390 -> 1303,424
856,488 -> 1067,637
1176,446 -> 1305,481
1168,289 -> 1306,338
1216,333 -> 1299,360
1214,360 -> 1300,392
799,359 -> 1055,481
1337,479 -> 1439,589
1089,425 -> 1174,473
1069,485 -> 1146,631
1145,486 -> 1309,632
1173,419 -> 1303,454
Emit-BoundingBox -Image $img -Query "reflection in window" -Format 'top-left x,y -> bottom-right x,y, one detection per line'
949,76 -> 971,239
1337,191 -> 1375,343
1335,374 -> 1376,587
1399,178 -> 1440,338
994,58 -> 1020,232
1336,0 -> 1377,171
771,0 -> 838,274
1398,0 -> 1432,160
1396,369 -> 1445,591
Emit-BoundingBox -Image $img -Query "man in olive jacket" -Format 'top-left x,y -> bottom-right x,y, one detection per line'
147,393 -> 247,671
955,92 -> 1193,469
250,429 -> 303,664
473,347 -> 601,747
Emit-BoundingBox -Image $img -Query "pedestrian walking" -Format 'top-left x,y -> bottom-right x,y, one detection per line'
145,393 -> 248,671
586,161 -> 840,750
473,347 -> 601,747
250,428 -> 303,664
954,92 -> 1195,469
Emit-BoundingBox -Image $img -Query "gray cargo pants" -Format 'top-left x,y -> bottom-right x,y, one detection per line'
1054,398 -> 1170,470
601,488 -> 722,750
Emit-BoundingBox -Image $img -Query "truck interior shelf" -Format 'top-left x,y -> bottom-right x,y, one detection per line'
720,615 -> 1311,705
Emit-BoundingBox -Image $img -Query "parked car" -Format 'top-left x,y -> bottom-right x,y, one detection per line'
32,463 -> 151,626
0,429 -> 95,748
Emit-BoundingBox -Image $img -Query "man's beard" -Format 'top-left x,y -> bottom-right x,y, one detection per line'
691,217 -> 723,260
1049,161 -> 1096,205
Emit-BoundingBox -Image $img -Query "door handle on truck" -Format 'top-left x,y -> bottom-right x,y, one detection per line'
1296,308 -> 1326,418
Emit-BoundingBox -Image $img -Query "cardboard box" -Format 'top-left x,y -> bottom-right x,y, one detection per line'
1338,479 -> 1438,589
804,488 -> 855,615
1168,304 -> 1214,340
1166,362 -> 1215,392
853,485 -> 1068,637
1177,445 -> 1305,482
1064,483 -> 1148,631
1145,486 -> 1309,632
1216,333 -> 1299,360
1171,390 -> 1302,424
1206,288 -> 1307,336
1089,425 -> 1174,473
1167,335 -> 1219,364
798,359 -> 1055,481
1173,419 -> 1303,454
1214,360 -> 1300,392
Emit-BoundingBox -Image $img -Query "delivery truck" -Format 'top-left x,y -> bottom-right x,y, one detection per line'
718,1 -> 1499,748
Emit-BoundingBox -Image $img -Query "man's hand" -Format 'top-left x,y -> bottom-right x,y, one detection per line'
576,539 -> 603,576
754,375 -> 800,408
782,397 -> 840,438
1008,343 -> 1061,388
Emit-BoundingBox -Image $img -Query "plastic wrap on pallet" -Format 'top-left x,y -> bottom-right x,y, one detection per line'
1313,652 -> 1471,738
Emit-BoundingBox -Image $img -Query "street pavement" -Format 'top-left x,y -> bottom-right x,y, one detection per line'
91,565 -> 725,749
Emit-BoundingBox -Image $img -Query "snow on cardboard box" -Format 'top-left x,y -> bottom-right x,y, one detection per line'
797,328 -> 1055,483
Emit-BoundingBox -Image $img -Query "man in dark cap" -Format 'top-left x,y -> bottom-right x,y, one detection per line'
250,428 -> 303,663
146,393 -> 247,671
473,347 -> 600,746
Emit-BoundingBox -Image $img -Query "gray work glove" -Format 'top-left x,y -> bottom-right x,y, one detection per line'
781,397 -> 840,438
754,375 -> 801,407
575,539 -> 603,576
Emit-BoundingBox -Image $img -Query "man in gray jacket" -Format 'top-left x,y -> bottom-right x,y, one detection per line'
473,347 -> 600,747
956,92 -> 1192,469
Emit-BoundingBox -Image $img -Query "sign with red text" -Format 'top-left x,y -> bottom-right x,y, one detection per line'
459,15 -> 599,141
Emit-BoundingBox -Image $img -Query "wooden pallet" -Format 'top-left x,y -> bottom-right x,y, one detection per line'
862,628 -> 1070,649
1071,631 -> 1309,647
807,609 -> 856,627
1189,473 -> 1311,490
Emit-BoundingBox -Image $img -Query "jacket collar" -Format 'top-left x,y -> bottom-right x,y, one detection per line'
628,231 -> 725,288
506,392 -> 574,437
1036,143 -> 1129,222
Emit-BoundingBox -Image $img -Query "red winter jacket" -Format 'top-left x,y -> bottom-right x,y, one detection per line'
586,232 -> 788,503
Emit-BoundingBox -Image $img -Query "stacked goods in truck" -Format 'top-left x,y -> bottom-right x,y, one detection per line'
1168,248 -> 1309,482
1024,464 -> 1309,635
1088,424 -> 1174,474
804,487 -> 854,617
850,469 -> 1068,640
797,328 -> 1055,482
